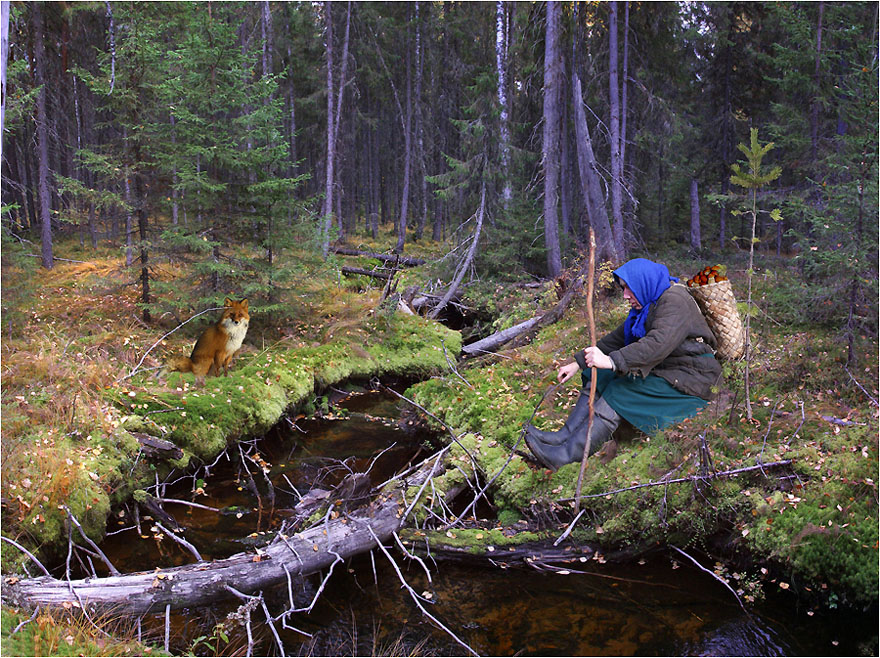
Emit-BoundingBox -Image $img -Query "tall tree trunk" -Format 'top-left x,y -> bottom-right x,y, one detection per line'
542,1 -> 563,278
321,1 -> 336,257
607,1 -> 625,259
286,44 -> 297,179
1,0 -> 11,161
620,1 -> 631,240
810,1 -> 824,164
124,173 -> 133,268
689,178 -> 701,252
572,75 -> 619,263
32,2 -> 53,269
135,176 -> 151,323
322,1 -> 351,256
496,0 -> 512,212
414,1 -> 428,241
719,7 -> 734,250
394,5 -> 414,255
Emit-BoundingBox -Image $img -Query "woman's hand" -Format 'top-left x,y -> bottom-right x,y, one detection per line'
583,346 -> 613,370
556,361 -> 580,384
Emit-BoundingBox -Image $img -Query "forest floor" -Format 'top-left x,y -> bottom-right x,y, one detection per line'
1,231 -> 877,654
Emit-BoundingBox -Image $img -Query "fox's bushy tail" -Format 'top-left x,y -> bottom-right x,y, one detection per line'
164,355 -> 194,374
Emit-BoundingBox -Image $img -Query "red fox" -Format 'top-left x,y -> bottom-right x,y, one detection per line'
167,298 -> 250,386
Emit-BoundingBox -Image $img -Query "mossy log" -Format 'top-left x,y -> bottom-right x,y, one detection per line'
3,456 -> 446,616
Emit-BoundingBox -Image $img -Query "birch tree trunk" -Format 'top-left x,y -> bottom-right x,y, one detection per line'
496,0 -> 512,212
32,2 -> 54,269
542,1 -> 563,278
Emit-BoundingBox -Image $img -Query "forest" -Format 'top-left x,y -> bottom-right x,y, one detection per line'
1,1 -> 878,656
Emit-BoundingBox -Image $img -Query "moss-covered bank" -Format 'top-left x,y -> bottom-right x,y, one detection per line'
407,273 -> 878,609
3,309 -> 460,566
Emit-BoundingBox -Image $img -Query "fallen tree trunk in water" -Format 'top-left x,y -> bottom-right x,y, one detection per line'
3,454 -> 448,615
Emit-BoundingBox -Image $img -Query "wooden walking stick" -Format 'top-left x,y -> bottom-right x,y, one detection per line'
574,228 -> 597,515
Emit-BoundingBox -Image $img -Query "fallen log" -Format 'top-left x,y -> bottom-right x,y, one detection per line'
461,317 -> 541,356
461,258 -> 594,356
340,265 -> 391,280
132,432 -> 184,461
3,454 -> 448,615
332,247 -> 426,267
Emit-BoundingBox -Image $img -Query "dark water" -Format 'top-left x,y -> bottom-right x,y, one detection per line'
93,388 -> 876,657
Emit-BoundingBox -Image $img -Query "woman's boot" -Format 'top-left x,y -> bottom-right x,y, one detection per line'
524,389 -> 594,446
525,397 -> 621,470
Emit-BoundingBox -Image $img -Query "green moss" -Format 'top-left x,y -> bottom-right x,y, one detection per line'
1,605 -> 166,657
400,527 -> 551,554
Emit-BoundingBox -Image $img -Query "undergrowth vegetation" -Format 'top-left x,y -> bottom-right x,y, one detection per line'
1,228 -> 876,656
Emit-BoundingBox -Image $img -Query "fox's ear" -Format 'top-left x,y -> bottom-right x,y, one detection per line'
241,298 -> 248,310
224,297 -> 233,306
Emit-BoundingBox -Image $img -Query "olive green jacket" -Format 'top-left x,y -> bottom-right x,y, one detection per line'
574,284 -> 722,400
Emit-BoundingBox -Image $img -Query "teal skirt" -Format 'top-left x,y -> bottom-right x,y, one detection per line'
582,369 -> 707,435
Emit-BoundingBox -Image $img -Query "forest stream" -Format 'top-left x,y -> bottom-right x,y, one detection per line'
66,387 -> 873,657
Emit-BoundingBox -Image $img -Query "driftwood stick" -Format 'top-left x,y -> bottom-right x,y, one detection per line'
574,229 -> 597,515
559,460 -> 793,504
341,265 -> 391,280
553,509 -> 585,547
154,497 -> 221,513
332,246 -> 426,266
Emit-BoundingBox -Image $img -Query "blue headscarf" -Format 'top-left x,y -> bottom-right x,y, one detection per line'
614,259 -> 679,345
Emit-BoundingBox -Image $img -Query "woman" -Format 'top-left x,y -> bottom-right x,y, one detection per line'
525,258 -> 722,470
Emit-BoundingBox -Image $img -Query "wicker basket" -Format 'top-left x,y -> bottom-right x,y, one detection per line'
686,279 -> 745,360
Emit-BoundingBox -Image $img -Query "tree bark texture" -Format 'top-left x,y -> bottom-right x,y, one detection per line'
608,1 -> 625,259
690,178 -> 701,251
32,2 -> 54,269
321,1 -> 336,257
541,1 -> 563,278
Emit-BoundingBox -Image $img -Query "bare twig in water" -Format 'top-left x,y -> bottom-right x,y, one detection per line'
153,522 -> 202,562
367,526 -> 480,657
155,498 -> 221,513
553,509 -> 586,547
671,546 -> 749,615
